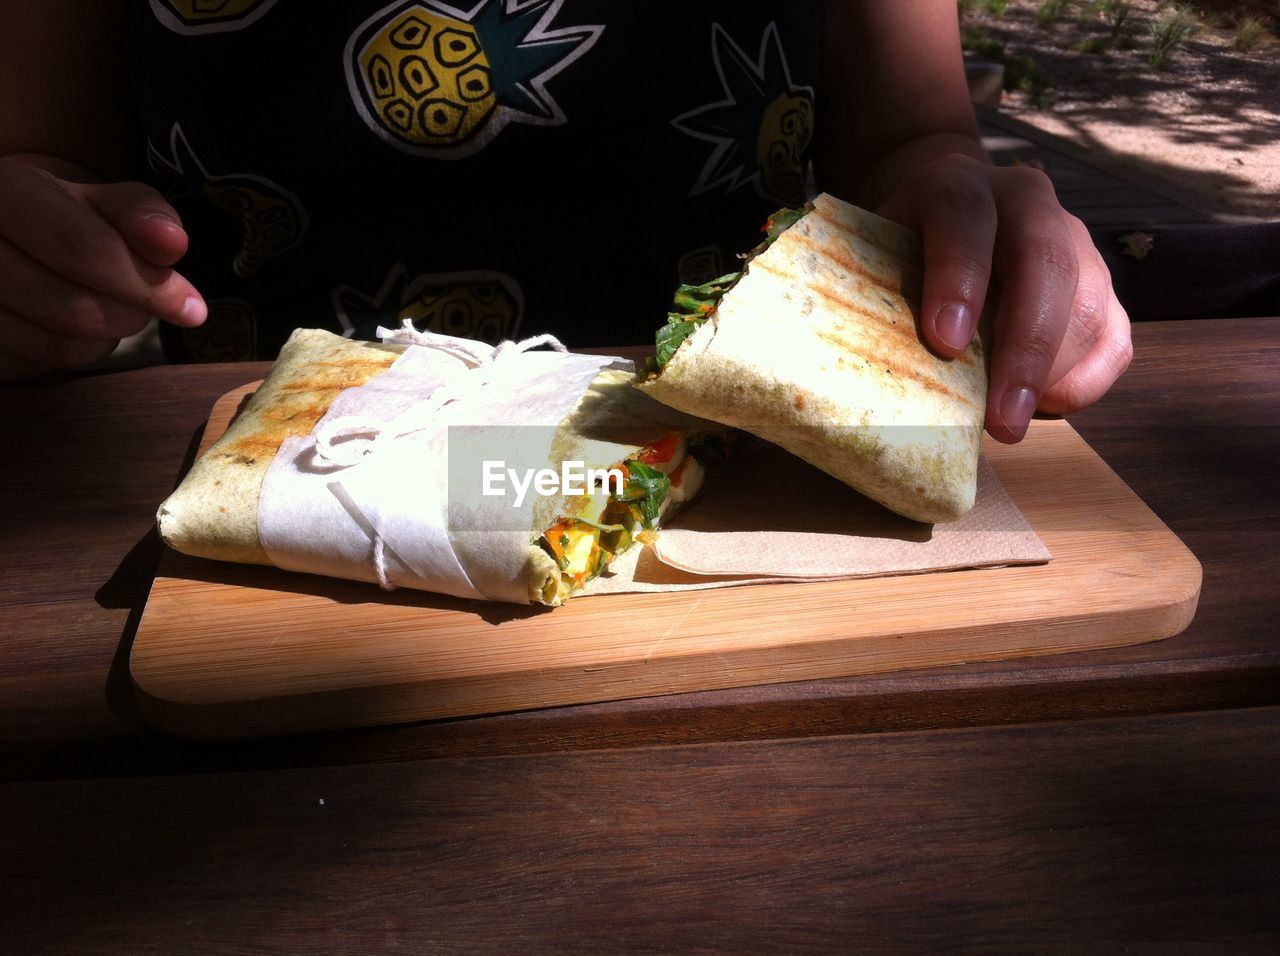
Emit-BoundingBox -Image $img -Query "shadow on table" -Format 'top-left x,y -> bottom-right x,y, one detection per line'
96,528 -> 168,730
1093,221 -> 1280,321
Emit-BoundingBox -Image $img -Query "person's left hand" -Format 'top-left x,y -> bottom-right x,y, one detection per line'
877,152 -> 1133,444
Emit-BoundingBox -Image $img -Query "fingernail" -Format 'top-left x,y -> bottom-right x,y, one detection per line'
935,302 -> 973,351
180,296 -> 207,325
1000,386 -> 1038,440
142,211 -> 180,227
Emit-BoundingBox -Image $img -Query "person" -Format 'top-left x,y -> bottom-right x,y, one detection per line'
0,0 -> 1131,445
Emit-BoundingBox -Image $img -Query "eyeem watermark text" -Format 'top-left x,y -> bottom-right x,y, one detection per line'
482,460 -> 623,508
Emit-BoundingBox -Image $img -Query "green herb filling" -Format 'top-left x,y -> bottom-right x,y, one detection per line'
648,204 -> 808,372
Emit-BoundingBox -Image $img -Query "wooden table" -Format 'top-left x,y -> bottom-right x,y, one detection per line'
2,319 -> 1278,950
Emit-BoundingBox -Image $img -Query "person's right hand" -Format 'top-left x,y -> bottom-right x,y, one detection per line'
0,155 -> 207,382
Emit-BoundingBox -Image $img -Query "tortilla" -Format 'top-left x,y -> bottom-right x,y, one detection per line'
156,329 -> 403,565
640,193 -> 988,523
157,328 -> 725,605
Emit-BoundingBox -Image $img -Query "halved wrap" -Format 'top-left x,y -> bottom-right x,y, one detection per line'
157,328 -> 729,605
640,193 -> 988,523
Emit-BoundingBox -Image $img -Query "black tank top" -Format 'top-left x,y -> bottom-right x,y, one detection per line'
128,1 -> 821,361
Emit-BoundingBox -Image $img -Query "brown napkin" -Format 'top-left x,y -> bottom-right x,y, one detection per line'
586,438 -> 1049,595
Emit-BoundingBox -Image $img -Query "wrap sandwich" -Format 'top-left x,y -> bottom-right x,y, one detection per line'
641,193 -> 988,524
157,327 -> 730,605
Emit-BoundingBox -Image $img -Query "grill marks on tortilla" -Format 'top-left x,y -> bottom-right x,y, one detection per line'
221,354 -> 399,465
793,205 -> 976,366
808,203 -> 921,288
751,242 -> 981,413
753,254 -> 921,356
818,327 -> 978,410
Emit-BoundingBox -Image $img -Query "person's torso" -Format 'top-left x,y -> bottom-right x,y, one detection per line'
129,0 -> 821,360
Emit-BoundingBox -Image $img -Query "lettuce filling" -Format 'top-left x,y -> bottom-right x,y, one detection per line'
648,205 -> 808,373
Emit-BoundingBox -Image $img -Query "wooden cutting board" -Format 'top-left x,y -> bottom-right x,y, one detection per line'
131,384 -> 1201,738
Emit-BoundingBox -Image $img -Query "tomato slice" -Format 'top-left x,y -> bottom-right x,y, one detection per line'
637,433 -> 680,465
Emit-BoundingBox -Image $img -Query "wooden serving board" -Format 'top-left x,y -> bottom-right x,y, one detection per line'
131,384 -> 1202,738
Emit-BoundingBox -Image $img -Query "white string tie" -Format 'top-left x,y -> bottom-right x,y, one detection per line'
310,321 -> 568,589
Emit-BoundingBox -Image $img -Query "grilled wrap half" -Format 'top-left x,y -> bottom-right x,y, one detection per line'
640,193 -> 987,523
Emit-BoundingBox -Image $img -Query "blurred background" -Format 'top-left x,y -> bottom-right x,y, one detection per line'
957,0 -> 1279,324
960,0 -> 1276,222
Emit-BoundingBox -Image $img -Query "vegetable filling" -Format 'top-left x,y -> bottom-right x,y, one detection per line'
647,205 -> 809,374
535,433 -> 726,600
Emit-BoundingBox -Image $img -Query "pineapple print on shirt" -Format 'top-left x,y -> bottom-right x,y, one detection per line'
673,23 -> 815,207
344,0 -> 602,158
148,0 -> 279,35
148,124 -> 308,278
180,298 -> 258,362
332,263 -> 524,343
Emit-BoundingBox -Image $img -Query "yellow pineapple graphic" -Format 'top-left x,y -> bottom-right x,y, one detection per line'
359,8 -> 496,145
346,1 -> 602,157
757,93 -> 813,204
673,23 -> 815,206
